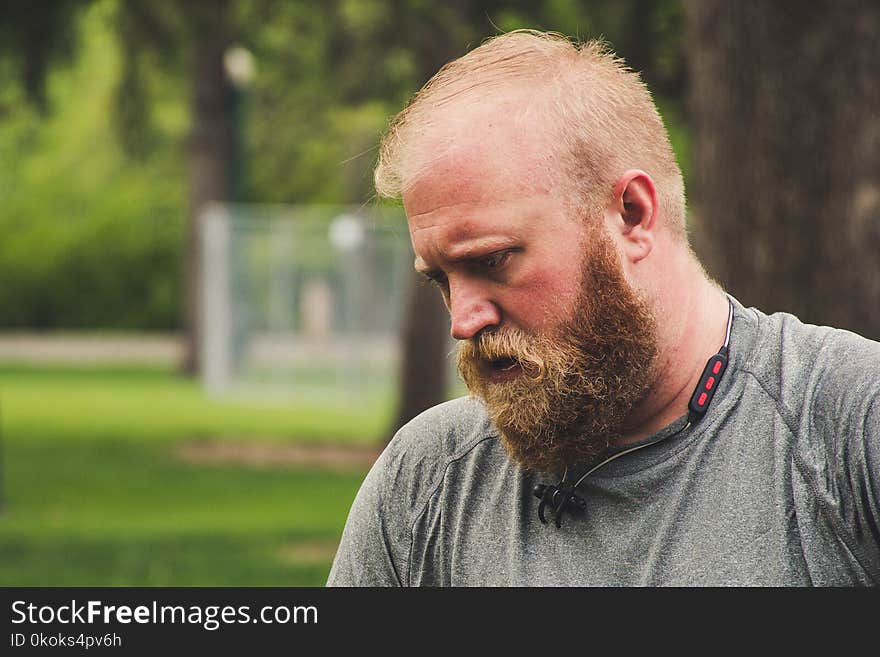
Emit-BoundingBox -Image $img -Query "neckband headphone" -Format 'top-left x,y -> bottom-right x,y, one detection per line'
534,295 -> 735,528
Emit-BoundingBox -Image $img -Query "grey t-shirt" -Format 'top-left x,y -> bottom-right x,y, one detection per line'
327,298 -> 880,586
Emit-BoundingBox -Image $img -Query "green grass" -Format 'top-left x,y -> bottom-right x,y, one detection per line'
0,364 -> 394,585
0,364 -> 390,444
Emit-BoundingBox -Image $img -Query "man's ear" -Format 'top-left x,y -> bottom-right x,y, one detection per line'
608,169 -> 657,263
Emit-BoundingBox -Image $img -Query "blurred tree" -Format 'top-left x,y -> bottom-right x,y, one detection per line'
0,1 -> 185,331
381,1 -> 477,441
0,0 -> 260,361
112,0 -> 289,375
685,0 -> 880,339
112,0 -> 218,375
0,0 -> 92,112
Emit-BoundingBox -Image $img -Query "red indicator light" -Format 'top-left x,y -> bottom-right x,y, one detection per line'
705,376 -> 715,390
712,361 -> 722,374
698,392 -> 708,406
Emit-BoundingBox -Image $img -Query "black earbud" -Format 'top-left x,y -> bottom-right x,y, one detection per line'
533,482 -> 587,528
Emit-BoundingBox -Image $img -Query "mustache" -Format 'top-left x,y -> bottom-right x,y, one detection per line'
457,329 -> 555,380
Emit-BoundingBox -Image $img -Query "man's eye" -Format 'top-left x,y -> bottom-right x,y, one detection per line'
479,250 -> 511,269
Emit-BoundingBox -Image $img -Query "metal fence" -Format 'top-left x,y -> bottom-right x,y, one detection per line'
200,202 -> 422,405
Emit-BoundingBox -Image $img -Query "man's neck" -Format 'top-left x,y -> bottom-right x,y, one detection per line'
616,265 -> 731,446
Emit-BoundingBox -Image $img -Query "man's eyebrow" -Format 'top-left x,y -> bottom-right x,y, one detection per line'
413,236 -> 519,272
444,236 -> 518,261
412,235 -> 521,283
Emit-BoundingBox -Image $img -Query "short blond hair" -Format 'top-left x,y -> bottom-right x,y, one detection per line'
374,30 -> 686,238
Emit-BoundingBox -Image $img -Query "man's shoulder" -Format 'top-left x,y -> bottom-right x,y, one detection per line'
742,307 -> 880,575
328,397 -> 499,587
743,304 -> 880,425
359,396 -> 504,544
748,305 -> 880,383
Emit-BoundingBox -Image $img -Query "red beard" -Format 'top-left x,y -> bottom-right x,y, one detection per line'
457,232 -> 658,474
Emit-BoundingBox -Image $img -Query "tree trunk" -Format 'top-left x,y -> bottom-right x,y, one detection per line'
389,274 -> 451,439
685,1 -> 880,339
386,2 -> 474,440
181,37 -> 233,376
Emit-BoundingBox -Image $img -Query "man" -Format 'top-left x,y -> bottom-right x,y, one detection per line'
327,30 -> 880,586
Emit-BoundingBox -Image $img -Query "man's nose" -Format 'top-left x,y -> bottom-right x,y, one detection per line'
448,281 -> 501,340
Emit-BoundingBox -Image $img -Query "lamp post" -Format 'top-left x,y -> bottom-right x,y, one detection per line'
221,46 -> 256,379
223,45 -> 256,202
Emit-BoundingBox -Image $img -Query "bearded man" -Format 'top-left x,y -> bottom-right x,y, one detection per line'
327,31 -> 880,586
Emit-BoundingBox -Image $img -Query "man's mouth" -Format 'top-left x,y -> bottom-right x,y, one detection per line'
484,356 -> 522,381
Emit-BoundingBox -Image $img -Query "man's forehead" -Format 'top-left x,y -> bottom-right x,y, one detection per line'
402,112 -> 556,218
